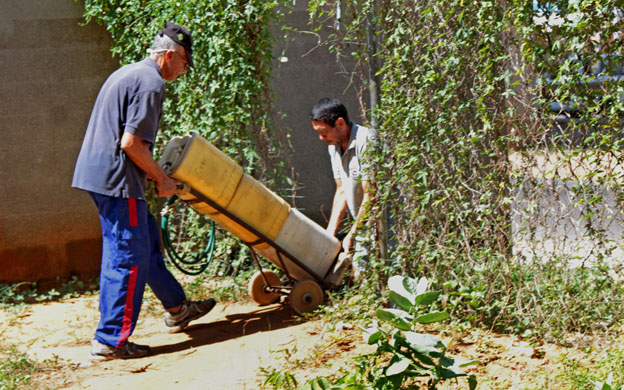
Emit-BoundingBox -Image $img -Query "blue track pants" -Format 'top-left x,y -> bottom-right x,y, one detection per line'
89,192 -> 186,348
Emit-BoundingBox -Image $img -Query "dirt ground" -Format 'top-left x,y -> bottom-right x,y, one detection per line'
0,296 -> 374,389
0,295 -> 591,390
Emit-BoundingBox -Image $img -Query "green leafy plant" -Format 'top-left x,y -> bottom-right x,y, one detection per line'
307,0 -> 624,341
0,277 -> 98,308
554,343 -> 624,390
592,375 -> 623,390
360,275 -> 477,389
290,275 -> 477,390
0,342 -> 73,390
263,368 -> 298,390
0,345 -> 37,390
0,283 -> 36,309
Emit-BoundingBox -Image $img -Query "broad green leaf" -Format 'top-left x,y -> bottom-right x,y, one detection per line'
406,362 -> 433,375
307,377 -> 330,389
456,359 -> 480,368
389,290 -> 413,311
388,275 -> 416,304
402,276 -> 427,297
413,291 -> 441,306
437,367 -> 468,379
469,375 -> 478,390
404,332 -> 443,354
440,356 -> 454,367
376,308 -> 412,331
414,311 -> 450,324
591,381 -> 613,390
361,325 -> 382,345
412,351 -> 437,366
415,277 -> 429,295
441,356 -> 480,371
388,275 -> 404,290
597,373 -> 614,390
386,356 -> 411,376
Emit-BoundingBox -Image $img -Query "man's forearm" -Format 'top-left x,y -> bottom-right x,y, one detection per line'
350,180 -> 371,234
327,192 -> 348,236
120,131 -> 176,196
342,180 -> 371,252
120,132 -> 167,181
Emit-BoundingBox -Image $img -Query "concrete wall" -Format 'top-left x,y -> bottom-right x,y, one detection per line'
271,2 -> 363,225
0,0 -> 361,284
0,0 -> 118,284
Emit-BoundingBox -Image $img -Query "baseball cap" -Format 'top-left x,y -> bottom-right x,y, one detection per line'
159,21 -> 194,68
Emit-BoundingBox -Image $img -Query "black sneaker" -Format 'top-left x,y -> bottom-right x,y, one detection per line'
89,339 -> 151,361
164,298 -> 216,333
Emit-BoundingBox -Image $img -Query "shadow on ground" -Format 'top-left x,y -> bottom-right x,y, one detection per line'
149,303 -> 304,356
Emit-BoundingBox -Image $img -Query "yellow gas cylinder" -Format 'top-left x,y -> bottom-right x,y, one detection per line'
159,133 -> 290,249
254,208 -> 341,281
159,133 -> 242,208
224,173 -> 290,247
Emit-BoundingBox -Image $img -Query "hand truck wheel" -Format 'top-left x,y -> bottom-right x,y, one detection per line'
289,280 -> 323,315
248,269 -> 281,305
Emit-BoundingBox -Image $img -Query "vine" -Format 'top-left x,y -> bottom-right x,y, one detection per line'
308,0 -> 624,338
81,0 -> 293,179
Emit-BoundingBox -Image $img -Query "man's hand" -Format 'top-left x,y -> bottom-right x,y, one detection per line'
155,176 -> 178,197
121,132 -> 177,197
342,233 -> 354,254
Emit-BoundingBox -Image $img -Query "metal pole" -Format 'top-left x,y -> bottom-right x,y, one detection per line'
366,0 -> 388,261
366,0 -> 380,130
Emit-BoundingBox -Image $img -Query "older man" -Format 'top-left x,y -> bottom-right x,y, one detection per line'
72,22 -> 215,360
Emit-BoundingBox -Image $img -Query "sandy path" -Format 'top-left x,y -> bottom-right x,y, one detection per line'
1,296 -> 339,389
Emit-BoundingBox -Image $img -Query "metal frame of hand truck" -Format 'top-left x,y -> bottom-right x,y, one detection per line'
177,185 -> 340,313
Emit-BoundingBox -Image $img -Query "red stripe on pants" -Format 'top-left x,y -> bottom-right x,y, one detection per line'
117,265 -> 138,347
128,198 -> 137,227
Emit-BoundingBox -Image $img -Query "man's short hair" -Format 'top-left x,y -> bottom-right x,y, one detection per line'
149,33 -> 180,54
310,98 -> 350,127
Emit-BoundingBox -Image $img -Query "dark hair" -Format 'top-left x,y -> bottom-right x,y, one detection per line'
310,98 -> 350,127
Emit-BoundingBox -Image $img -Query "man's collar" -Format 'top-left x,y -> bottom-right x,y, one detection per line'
345,123 -> 358,151
144,57 -> 162,76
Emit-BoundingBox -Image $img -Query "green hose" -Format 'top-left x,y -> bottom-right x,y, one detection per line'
161,195 -> 217,275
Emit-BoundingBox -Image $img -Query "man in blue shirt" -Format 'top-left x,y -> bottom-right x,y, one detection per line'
73,22 -> 215,360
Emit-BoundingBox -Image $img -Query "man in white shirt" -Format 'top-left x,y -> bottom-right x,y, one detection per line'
310,98 -> 376,278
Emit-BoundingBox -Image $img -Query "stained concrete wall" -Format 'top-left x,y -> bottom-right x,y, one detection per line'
0,0 -> 117,284
0,0 -> 361,284
271,2 -> 363,224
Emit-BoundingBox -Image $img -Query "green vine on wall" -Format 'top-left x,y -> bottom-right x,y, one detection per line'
308,0 -> 624,338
